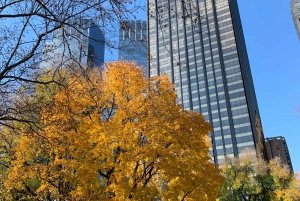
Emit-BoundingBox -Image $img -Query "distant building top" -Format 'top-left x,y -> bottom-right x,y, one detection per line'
118,20 -> 148,77
41,20 -> 105,69
291,0 -> 300,41
119,20 -> 147,42
265,136 -> 293,173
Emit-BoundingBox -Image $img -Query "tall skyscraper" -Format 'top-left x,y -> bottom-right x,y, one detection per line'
265,136 -> 293,173
41,20 -> 105,69
148,0 -> 266,163
291,0 -> 300,41
118,21 -> 148,77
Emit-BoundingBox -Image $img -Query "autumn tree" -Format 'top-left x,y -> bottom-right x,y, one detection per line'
4,61 -> 223,200
268,158 -> 300,201
1,3 -> 146,193
0,68 -> 76,200
219,149 -> 300,201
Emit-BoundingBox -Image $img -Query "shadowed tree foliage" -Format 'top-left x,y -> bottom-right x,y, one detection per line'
0,68 -> 75,200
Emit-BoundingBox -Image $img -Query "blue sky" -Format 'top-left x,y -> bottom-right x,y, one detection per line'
238,0 -> 300,173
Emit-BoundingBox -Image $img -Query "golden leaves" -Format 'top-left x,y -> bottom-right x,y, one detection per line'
6,61 -> 223,200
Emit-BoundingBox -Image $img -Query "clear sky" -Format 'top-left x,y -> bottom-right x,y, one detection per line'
238,0 -> 300,173
105,0 -> 300,173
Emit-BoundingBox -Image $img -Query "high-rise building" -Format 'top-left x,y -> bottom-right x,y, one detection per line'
265,136 -> 293,173
118,21 -> 148,77
41,20 -> 105,69
291,0 -> 300,41
148,0 -> 266,163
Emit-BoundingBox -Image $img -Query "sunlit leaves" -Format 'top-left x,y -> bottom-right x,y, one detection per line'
5,62 -> 223,200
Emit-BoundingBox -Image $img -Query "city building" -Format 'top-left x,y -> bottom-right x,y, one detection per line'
41,20 -> 105,69
118,21 -> 148,77
265,136 -> 293,173
291,0 -> 300,41
148,0 -> 266,163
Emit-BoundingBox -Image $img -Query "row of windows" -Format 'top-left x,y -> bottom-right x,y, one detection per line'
215,147 -> 234,156
223,52 -> 238,61
220,32 -> 234,41
216,140 -> 255,155
181,93 -> 249,118
221,45 -> 236,55
218,19 -> 232,28
216,7 -> 230,16
233,116 -> 249,125
231,107 -> 247,116
215,1 -> 228,9
219,25 -> 233,35
224,59 -> 239,68
230,98 -> 246,107
217,13 -> 231,22
214,128 -> 230,136
226,67 -> 242,79
234,125 -> 252,134
228,88 -> 244,98
221,38 -> 236,47
215,137 -> 232,146
215,0 -> 228,3
228,82 -> 244,91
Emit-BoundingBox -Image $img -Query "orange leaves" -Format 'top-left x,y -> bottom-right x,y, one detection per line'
6,61 -> 223,200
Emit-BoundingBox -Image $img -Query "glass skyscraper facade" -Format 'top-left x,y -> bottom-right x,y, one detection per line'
41,20 -> 105,69
148,0 -> 265,163
118,21 -> 148,77
291,0 -> 300,41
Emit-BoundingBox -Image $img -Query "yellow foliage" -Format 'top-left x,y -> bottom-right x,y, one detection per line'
219,149 -> 300,201
269,158 -> 300,201
0,126 -> 20,200
5,62 -> 223,200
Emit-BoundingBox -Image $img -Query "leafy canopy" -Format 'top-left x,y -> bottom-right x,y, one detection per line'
5,61 -> 223,200
219,149 -> 300,201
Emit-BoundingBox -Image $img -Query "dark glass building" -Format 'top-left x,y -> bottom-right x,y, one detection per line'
148,0 -> 266,163
118,21 -> 148,77
265,136 -> 293,173
41,20 -> 105,69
